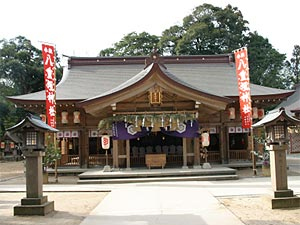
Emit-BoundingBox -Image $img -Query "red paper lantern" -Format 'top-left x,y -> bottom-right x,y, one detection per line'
258,108 -> 265,119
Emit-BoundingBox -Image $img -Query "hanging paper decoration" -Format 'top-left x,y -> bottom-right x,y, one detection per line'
42,44 -> 56,128
234,47 -> 252,128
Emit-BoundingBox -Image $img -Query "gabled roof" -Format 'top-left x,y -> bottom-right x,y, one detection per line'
7,54 -> 294,105
78,62 -> 232,115
252,107 -> 300,128
7,114 -> 58,133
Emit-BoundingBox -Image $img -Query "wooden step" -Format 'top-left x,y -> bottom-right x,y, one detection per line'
77,174 -> 239,184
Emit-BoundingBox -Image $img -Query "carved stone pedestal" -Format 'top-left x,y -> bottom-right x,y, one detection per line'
14,151 -> 54,216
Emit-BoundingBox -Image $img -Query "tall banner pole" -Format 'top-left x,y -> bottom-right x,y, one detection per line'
233,47 -> 256,175
42,43 -> 58,182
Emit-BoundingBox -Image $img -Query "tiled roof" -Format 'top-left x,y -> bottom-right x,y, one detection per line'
7,55 -> 293,103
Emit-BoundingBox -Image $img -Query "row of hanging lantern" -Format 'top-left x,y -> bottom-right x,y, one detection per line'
40,111 -> 81,124
228,107 -> 264,120
61,111 -> 81,124
98,113 -> 196,132
0,141 -> 15,149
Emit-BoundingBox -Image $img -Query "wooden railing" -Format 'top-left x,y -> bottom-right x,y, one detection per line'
59,154 -> 113,166
89,154 -> 113,166
207,151 -> 221,163
58,150 -> 225,167
229,150 -> 249,160
130,156 -> 145,166
59,154 -> 80,166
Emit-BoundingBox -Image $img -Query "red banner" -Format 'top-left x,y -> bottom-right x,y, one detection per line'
42,44 -> 56,128
234,47 -> 252,128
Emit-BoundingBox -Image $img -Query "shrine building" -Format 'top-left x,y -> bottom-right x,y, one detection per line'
7,53 -> 294,169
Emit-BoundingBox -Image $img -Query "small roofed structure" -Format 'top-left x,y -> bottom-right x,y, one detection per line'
252,107 -> 300,128
252,107 -> 300,145
7,114 -> 58,151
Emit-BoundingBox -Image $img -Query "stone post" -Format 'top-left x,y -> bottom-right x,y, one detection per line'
266,144 -> 300,209
14,151 -> 54,215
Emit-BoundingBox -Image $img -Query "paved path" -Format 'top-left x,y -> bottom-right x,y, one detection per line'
1,168 -> 299,225
80,184 -> 244,225
76,176 -> 299,225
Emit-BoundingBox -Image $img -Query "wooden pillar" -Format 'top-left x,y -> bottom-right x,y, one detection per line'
79,128 -> 89,168
126,139 -> 131,170
182,138 -> 188,169
112,140 -> 119,168
220,111 -> 228,164
220,125 -> 227,164
193,137 -> 201,168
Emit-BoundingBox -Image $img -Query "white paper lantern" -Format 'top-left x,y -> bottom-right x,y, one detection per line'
252,107 -> 258,119
73,111 -> 80,124
61,111 -> 68,124
229,107 -> 236,120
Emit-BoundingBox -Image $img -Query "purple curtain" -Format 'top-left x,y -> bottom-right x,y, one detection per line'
160,120 -> 199,138
112,120 -> 199,140
112,121 -> 149,140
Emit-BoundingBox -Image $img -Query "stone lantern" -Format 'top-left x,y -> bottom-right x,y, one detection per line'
253,107 -> 300,209
6,114 -> 58,215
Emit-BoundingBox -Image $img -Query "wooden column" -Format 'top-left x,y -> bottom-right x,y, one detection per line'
126,139 -> 131,170
79,128 -> 89,168
220,125 -> 227,164
193,137 -> 201,168
182,138 -> 188,169
112,140 -> 119,169
220,111 -> 228,164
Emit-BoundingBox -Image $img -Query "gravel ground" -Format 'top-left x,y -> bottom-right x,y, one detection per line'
1,159 -> 299,225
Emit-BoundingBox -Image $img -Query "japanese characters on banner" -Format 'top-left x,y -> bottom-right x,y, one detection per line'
42,44 -> 56,128
234,47 -> 252,129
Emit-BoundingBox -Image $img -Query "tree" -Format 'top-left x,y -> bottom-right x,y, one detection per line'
98,3 -> 288,89
159,4 -> 249,55
0,36 -> 63,137
287,45 -> 300,86
99,32 -> 160,56
246,32 -> 287,88
0,36 -> 63,95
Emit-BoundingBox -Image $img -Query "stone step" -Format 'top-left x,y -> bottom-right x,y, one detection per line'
77,174 -> 239,184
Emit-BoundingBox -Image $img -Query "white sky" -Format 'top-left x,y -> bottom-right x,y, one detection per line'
1,0 -> 299,62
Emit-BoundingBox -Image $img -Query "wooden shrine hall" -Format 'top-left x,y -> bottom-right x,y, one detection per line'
7,53 -> 294,169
